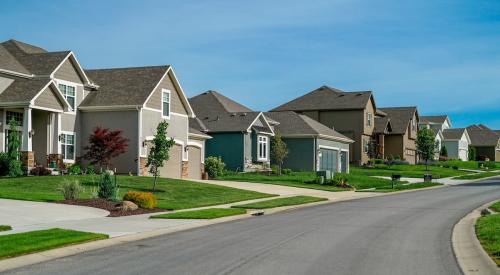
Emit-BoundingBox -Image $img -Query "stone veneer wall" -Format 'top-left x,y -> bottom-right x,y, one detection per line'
182,161 -> 188,178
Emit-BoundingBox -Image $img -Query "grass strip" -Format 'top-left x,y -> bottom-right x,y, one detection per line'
490,201 -> 500,213
357,182 -> 442,193
475,214 -> 500,266
232,196 -> 327,209
0,228 -> 108,259
0,225 -> 12,232
454,172 -> 500,180
151,208 -> 246,219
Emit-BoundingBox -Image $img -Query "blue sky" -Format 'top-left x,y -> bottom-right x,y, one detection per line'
1,0 -> 499,128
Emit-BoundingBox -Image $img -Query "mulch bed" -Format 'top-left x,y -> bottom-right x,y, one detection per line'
58,198 -> 165,217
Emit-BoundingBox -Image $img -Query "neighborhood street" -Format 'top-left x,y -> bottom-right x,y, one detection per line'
6,177 -> 500,275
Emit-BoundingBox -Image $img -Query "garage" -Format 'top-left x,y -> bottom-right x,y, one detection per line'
188,146 -> 202,179
159,144 -> 182,179
319,148 -> 338,172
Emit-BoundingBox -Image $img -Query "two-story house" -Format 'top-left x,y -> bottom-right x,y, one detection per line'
420,115 -> 470,161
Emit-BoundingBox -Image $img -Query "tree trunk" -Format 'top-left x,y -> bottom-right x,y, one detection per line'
153,174 -> 158,192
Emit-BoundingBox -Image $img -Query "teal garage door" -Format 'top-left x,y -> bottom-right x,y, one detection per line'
319,148 -> 338,172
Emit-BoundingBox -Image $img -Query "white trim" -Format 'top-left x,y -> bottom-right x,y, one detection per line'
29,81 -> 71,112
187,141 -> 202,148
54,79 -> 79,114
0,69 -> 34,78
188,132 -> 212,139
319,145 -> 340,151
50,52 -> 91,85
246,112 -> 275,136
30,105 -> 64,113
161,89 -> 171,119
171,112 -> 189,118
257,135 -> 269,161
60,130 -> 76,163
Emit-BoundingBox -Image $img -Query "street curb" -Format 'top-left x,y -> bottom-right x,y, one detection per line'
452,200 -> 499,275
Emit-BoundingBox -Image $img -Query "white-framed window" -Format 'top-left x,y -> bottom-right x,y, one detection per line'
58,83 -> 76,111
411,119 -> 416,131
366,112 -> 372,127
6,111 -> 23,126
363,138 -> 369,154
162,89 -> 171,118
257,135 -> 268,161
60,132 -> 75,162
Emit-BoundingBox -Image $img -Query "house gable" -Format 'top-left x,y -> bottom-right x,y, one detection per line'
33,84 -> 65,111
53,57 -> 84,84
145,70 -> 189,115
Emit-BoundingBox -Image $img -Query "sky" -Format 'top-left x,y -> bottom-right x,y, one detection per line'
1,0 -> 499,128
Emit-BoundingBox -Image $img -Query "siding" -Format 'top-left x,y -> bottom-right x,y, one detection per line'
34,86 -> 64,111
205,133 -> 245,171
31,110 -> 49,165
145,73 -> 188,115
54,58 -> 84,84
280,138 -> 315,171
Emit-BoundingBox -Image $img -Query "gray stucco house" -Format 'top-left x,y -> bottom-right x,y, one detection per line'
0,39 -> 208,179
264,111 -> 353,173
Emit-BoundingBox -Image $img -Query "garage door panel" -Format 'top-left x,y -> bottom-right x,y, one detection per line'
188,147 -> 202,179
159,144 -> 182,179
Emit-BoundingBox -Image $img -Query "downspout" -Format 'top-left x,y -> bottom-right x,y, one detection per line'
313,138 -> 317,171
137,106 -> 142,176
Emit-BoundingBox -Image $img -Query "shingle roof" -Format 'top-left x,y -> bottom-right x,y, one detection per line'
379,107 -> 418,135
189,90 -> 252,118
264,111 -> 353,143
495,130 -> 500,136
442,128 -> 466,140
374,116 -> 392,134
82,66 -> 169,107
200,111 -> 262,132
0,75 -> 51,103
420,115 -> 448,124
466,124 -> 500,146
271,86 -> 374,112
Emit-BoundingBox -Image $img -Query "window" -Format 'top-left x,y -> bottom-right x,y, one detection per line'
162,89 -> 171,118
60,133 -> 75,161
6,111 -> 23,126
257,135 -> 268,160
366,112 -> 372,127
411,119 -> 416,131
58,83 -> 76,111
363,139 -> 369,154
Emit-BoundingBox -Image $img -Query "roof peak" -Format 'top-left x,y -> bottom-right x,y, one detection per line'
1,39 -> 48,54
86,65 -> 170,72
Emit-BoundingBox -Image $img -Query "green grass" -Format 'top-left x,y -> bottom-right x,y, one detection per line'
151,208 -> 246,219
490,201 -> 500,213
232,196 -> 327,209
358,182 -> 442,193
439,160 -> 499,170
350,164 -> 470,178
218,171 -> 398,191
0,228 -> 108,259
0,175 -> 274,210
0,225 -> 12,232
453,172 -> 500,180
475,213 -> 500,266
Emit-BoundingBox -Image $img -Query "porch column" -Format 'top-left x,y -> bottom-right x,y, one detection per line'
20,107 -> 34,169
47,112 -> 63,169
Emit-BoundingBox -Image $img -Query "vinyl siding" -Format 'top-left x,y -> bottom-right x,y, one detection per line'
145,73 -> 188,115
54,58 -> 84,84
279,138 -> 315,171
205,133 -> 245,171
34,86 -> 64,111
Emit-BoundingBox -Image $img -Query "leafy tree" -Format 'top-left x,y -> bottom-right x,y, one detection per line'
7,119 -> 22,177
440,145 -> 448,157
416,129 -> 438,171
468,146 -> 476,161
83,127 -> 129,170
271,132 -> 288,175
146,121 -> 175,191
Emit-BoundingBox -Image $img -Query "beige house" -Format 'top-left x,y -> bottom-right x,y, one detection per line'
271,86 -> 379,165
0,39 -> 208,179
466,124 -> 500,161
378,107 -> 419,164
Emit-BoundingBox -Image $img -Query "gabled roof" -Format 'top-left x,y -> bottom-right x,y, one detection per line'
189,90 -> 252,118
442,128 -> 467,141
420,115 -> 451,127
271,85 -> 375,112
466,124 -> 500,146
379,107 -> 418,135
264,111 -> 353,143
0,76 -> 51,104
374,116 -> 392,134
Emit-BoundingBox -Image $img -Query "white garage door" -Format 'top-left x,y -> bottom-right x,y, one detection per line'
159,144 -> 182,179
188,146 -> 202,179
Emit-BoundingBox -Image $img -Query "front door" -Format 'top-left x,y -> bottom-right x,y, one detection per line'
319,148 -> 338,172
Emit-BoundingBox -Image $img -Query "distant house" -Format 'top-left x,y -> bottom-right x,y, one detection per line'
466,124 -> 500,161
271,85 -> 379,165
189,91 -> 275,172
264,111 -> 353,173
420,115 -> 470,161
378,107 -> 419,164
419,115 -> 451,132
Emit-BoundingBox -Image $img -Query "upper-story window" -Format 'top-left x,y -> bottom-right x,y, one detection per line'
58,83 -> 76,111
257,135 -> 268,161
6,111 -> 23,126
411,118 -> 416,131
162,89 -> 171,118
366,113 -> 373,127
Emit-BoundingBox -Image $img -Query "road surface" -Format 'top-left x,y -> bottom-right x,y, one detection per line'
6,178 -> 500,275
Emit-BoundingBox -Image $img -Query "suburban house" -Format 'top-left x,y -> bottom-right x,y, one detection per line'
189,91 -> 275,172
466,124 -> 500,161
378,107 -> 419,164
0,39 -> 207,179
264,111 -> 353,173
420,115 -> 470,161
419,115 -> 451,132
271,85 -> 379,165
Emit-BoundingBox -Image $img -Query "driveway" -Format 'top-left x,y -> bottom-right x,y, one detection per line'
8,177 -> 500,275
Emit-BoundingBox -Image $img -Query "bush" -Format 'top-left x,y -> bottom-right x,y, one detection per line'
484,161 -> 497,169
282,168 -> 292,175
8,160 -> 23,177
332,173 -> 351,188
123,191 -> 157,209
270,164 -> 278,175
0,153 -> 9,176
59,179 -> 84,200
68,164 -> 81,175
205,156 -> 225,178
86,165 -> 95,175
98,171 -> 118,200
30,166 -> 52,176
385,160 -> 410,165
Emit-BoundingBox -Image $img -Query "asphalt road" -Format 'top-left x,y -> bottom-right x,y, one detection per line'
5,178 -> 500,275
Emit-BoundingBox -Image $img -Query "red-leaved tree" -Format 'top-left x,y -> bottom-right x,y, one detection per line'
83,127 -> 129,170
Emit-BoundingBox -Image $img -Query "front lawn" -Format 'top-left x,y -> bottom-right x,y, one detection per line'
232,196 -> 327,209
358,182 -> 442,193
151,208 -> 246,219
475,209 -> 500,265
350,164 -> 470,179
0,228 -> 108,259
218,171 -> 398,191
453,172 -> 500,180
490,201 -> 500,213
0,225 -> 12,232
0,175 -> 274,210
440,160 -> 499,170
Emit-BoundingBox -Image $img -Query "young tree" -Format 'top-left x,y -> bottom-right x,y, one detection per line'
146,121 -> 175,191
7,119 -> 22,177
440,145 -> 448,157
83,127 -> 129,170
271,131 -> 288,175
416,129 -> 438,171
468,146 -> 476,161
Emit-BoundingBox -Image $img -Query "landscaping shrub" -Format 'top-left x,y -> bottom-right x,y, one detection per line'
0,153 -> 9,176
374,159 -> 384,165
282,168 -> 292,175
86,165 -> 95,175
484,161 -> 497,169
205,156 -> 225,178
30,166 -> 51,176
98,171 -> 118,200
331,173 -> 351,188
59,179 -> 84,200
68,164 -> 81,175
123,191 -> 157,209
385,160 -> 409,165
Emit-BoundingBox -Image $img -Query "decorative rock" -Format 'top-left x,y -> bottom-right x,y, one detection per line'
480,208 -> 492,216
120,201 -> 138,211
